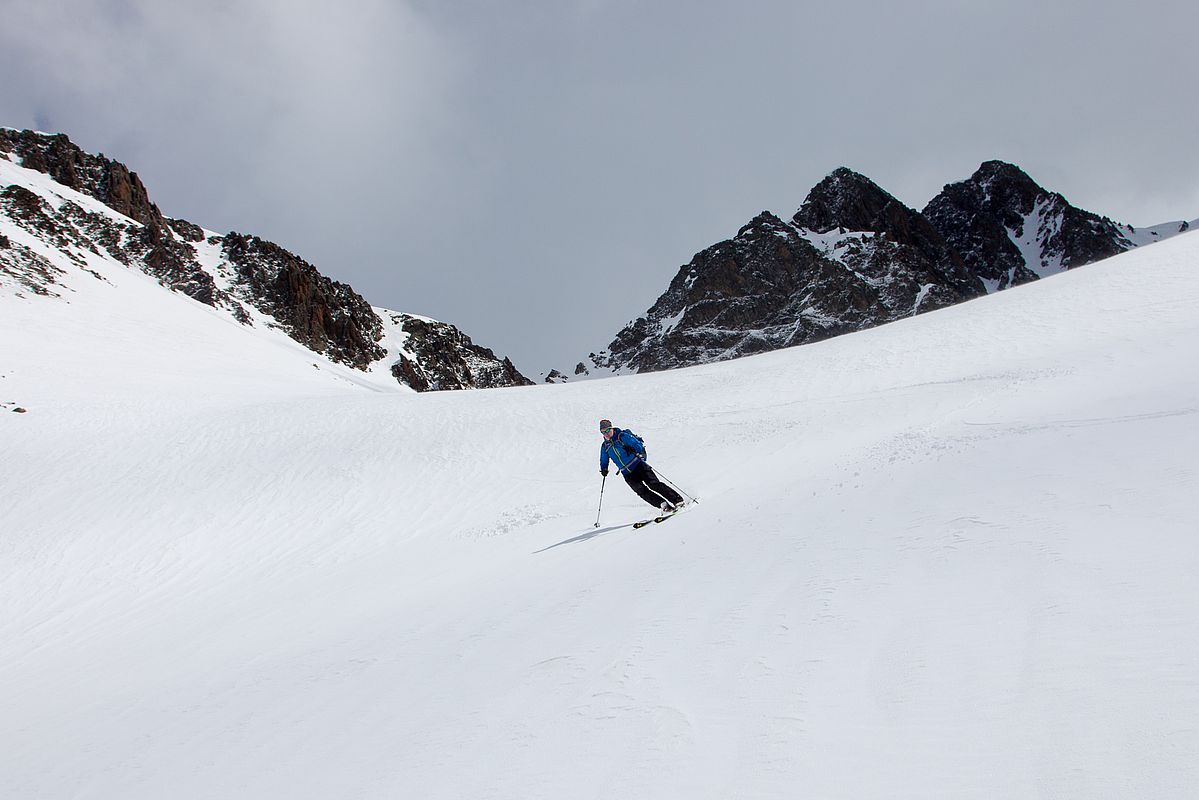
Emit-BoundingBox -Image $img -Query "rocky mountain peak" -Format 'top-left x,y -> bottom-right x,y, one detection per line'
791,167 -> 896,233
574,167 -> 987,377
736,210 -> 792,239
569,160 -> 1194,380
923,160 -> 1145,289
728,211 -> 816,253
973,159 -> 1038,187
961,160 -> 1047,224
791,167 -> 968,286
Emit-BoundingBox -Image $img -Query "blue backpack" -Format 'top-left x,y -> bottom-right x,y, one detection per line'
621,429 -> 646,457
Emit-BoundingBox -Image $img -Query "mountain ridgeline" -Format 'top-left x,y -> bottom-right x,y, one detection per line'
0,128 -> 531,391
5,127 -> 1190,389
565,162 -> 1193,379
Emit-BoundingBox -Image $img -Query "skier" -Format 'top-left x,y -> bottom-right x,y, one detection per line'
599,418 -> 685,514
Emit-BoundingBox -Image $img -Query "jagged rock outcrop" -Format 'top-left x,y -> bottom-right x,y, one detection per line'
923,160 -> 1138,290
2,128 -> 531,391
167,217 -> 205,243
138,223 -> 222,305
0,128 -> 163,227
387,314 -> 533,391
587,170 -> 985,374
221,233 -> 385,369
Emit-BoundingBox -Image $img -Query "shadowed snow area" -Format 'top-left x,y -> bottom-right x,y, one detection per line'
3,231 -> 1199,797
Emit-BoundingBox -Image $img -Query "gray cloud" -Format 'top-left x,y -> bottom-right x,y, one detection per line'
3,0 -> 1196,375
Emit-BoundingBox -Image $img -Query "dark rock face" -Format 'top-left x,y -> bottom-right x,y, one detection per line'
794,168 -> 981,298
222,233 -> 386,369
796,167 -> 912,235
595,213 -> 834,372
167,217 -> 205,243
924,160 -> 1134,288
0,129 -> 162,227
794,168 -> 978,293
388,314 -> 533,391
140,224 -> 220,306
591,172 -> 985,374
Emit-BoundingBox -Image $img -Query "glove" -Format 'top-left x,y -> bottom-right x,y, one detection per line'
600,469 -> 609,477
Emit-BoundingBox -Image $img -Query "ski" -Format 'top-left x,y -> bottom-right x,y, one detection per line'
630,497 -> 701,529
632,512 -> 677,529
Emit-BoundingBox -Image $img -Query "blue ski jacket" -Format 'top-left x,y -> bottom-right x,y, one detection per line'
600,428 -> 646,476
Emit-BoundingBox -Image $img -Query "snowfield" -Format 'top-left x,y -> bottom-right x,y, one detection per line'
3,228 -> 1199,798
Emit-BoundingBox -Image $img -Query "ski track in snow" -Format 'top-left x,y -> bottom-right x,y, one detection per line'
2,223 -> 1199,797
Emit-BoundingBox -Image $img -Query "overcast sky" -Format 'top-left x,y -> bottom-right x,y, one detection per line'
3,0 -> 1196,375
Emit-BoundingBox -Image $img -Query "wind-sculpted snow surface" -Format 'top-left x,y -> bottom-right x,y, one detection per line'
2,232 -> 1199,798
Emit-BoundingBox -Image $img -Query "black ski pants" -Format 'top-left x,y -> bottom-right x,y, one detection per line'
623,463 -> 683,508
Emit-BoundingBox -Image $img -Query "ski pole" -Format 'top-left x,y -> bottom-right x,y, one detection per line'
652,468 -> 698,504
594,474 -> 607,527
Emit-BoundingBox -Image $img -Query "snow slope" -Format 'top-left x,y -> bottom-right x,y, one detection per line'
3,230 -> 1199,798
1122,218 -> 1196,246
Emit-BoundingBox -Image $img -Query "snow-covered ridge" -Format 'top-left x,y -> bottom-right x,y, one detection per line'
0,128 -> 532,392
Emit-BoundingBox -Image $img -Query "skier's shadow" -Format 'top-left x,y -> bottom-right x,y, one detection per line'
534,523 -> 632,553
